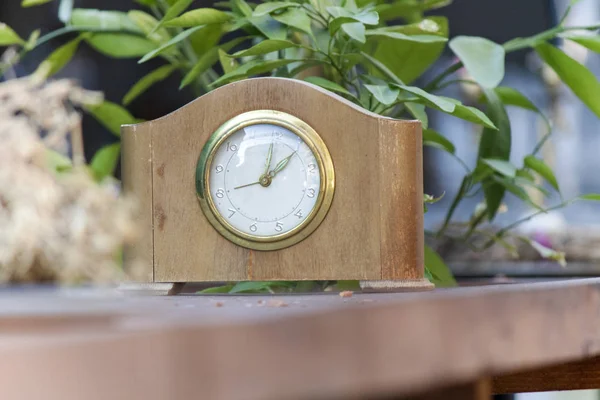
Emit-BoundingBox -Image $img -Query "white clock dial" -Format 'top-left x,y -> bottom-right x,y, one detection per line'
208,123 -> 321,237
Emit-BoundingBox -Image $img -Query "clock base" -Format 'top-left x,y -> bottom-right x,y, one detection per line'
359,279 -> 434,292
118,283 -> 185,296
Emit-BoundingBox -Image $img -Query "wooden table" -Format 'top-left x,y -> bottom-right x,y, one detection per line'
2,278 -> 600,400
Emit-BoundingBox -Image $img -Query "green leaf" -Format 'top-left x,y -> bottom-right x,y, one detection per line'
229,281 -> 295,294
211,58 -> 302,86
562,34 -> 600,53
482,158 -> 517,178
179,36 -> 248,89
536,42 -> 600,118
197,284 -> 235,294
70,9 -> 141,33
253,2 -> 299,17
580,194 -> 600,201
364,84 -> 399,105
21,0 -> 53,7
161,0 -> 194,23
424,244 -> 457,287
162,8 -> 231,28
522,238 -> 566,267
0,23 -> 25,46
366,29 -> 447,43
24,29 -> 41,51
139,25 -> 202,63
85,101 -> 138,137
230,40 -> 297,58
87,33 -> 156,58
486,86 -> 540,112
407,102 -> 428,129
524,155 -> 560,192
123,65 -> 176,106
44,149 -> 72,174
516,169 -> 535,182
219,49 -> 238,74
128,11 -> 171,44
193,26 -> 225,55
449,36 -> 505,88
365,17 -> 448,84
58,0 -> 73,23
329,16 -> 359,35
478,88 -> 511,220
327,7 -> 379,25
304,76 -> 354,98
248,14 -> 286,40
423,129 -> 455,153
376,0 -> 451,21
233,0 -> 253,17
449,102 -> 497,129
90,143 -> 121,181
33,36 -> 82,78
335,280 -> 361,291
272,7 -> 313,36
342,22 -> 365,43
396,85 -> 455,112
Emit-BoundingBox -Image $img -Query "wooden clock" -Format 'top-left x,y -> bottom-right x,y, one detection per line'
121,77 -> 432,294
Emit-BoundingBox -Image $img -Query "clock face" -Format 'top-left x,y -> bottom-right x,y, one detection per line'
197,110 -> 335,251
208,123 -> 321,237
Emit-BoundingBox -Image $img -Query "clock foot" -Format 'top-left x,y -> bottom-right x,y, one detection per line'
117,283 -> 185,296
359,279 -> 434,292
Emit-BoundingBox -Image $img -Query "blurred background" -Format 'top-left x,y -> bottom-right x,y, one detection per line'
1,1 -> 599,398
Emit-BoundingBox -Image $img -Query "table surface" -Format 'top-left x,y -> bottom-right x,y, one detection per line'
2,278 -> 600,400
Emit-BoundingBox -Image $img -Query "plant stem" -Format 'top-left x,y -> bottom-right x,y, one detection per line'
437,176 -> 470,237
423,62 -> 462,92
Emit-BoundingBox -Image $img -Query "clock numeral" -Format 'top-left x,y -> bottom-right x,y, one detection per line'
226,142 -> 238,152
216,189 -> 225,199
307,188 -> 316,198
250,223 -> 257,233
308,163 -> 317,174
294,209 -> 303,219
275,222 -> 283,232
228,208 -> 236,218
272,131 -> 283,139
215,164 -> 224,173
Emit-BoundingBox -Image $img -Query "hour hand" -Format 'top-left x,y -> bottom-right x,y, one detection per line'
269,151 -> 296,177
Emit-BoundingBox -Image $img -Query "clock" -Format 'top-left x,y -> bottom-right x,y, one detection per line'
196,110 -> 335,250
121,77 -> 432,294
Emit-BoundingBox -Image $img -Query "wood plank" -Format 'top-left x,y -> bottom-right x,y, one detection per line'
1,279 -> 600,399
406,379 -> 491,400
379,118 -> 423,280
493,356 -> 600,394
121,123 -> 153,281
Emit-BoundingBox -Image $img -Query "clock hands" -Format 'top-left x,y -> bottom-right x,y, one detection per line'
263,142 -> 274,176
234,149 -> 297,190
268,151 -> 296,177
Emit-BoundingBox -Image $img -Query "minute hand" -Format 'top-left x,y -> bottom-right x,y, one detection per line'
270,151 -> 296,177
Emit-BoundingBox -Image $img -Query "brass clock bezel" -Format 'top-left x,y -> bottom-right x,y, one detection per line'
196,110 -> 335,251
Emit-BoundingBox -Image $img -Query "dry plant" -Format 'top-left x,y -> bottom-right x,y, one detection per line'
0,73 -> 143,284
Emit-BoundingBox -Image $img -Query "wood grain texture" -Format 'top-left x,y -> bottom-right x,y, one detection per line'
121,124 -> 153,281
122,77 -> 424,283
379,118 -> 423,280
407,379 -> 491,400
2,279 -> 600,399
493,356 -> 600,394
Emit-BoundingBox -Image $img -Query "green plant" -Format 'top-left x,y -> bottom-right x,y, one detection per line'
5,0 -> 600,291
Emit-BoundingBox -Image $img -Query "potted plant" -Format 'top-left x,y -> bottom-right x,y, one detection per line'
3,0 -> 600,291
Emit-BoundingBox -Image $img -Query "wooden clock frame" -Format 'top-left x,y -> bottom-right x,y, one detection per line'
121,77 -> 432,293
